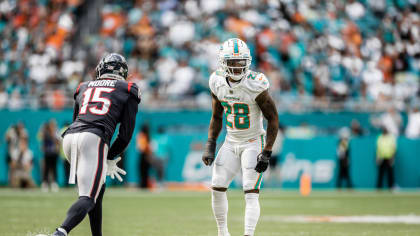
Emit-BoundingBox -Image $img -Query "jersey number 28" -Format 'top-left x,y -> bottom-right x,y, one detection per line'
220,102 -> 250,129
80,87 -> 115,115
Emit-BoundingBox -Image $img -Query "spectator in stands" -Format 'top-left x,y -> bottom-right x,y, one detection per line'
166,59 -> 196,97
39,119 -> 60,192
8,89 -> 24,110
137,124 -> 152,189
381,107 -> 402,136
372,107 -> 402,136
376,127 -> 396,190
9,137 -> 35,188
0,83 -> 8,108
405,107 -> 420,139
0,0 -> 419,111
336,128 -> 353,189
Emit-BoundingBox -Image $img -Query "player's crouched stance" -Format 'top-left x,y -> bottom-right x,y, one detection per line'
202,38 -> 279,236
50,53 -> 140,236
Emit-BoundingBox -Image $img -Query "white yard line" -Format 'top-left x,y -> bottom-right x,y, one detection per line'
260,215 -> 420,224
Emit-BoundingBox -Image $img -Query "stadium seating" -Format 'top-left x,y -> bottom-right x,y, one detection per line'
0,0 -> 418,110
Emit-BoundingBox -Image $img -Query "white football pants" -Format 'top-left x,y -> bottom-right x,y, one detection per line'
211,135 -> 264,191
63,132 -> 108,201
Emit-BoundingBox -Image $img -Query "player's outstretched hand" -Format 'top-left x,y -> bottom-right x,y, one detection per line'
106,157 -> 127,182
202,139 -> 216,166
255,150 -> 272,173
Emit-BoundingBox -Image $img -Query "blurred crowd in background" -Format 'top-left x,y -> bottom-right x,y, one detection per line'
4,120 -> 172,190
0,0 -> 419,111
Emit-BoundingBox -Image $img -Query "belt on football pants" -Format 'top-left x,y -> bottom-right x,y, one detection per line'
69,133 -> 80,184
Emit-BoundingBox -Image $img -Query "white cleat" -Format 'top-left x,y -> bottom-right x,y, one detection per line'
51,182 -> 59,192
41,182 -> 49,192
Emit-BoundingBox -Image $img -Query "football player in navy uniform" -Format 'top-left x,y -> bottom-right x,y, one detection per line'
51,53 -> 141,236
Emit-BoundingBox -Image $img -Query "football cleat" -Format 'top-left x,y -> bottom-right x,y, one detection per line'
51,232 -> 65,236
51,228 -> 67,236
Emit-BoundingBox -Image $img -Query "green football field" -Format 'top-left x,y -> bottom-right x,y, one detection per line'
0,188 -> 419,236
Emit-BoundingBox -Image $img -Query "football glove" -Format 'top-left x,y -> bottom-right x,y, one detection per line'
255,150 -> 272,173
202,139 -> 216,166
106,157 -> 126,182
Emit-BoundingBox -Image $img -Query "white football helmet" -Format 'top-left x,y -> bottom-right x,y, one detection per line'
219,38 -> 252,81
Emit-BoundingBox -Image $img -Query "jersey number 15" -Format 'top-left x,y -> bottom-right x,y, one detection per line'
80,87 -> 115,115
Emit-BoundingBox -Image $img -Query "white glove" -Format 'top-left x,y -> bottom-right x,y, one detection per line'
106,157 -> 126,182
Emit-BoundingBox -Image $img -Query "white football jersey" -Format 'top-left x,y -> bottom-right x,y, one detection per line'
209,69 -> 269,143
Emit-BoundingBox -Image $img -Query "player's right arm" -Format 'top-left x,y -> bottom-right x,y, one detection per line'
202,93 -> 224,166
208,93 -> 224,141
72,83 -> 82,121
72,101 -> 79,122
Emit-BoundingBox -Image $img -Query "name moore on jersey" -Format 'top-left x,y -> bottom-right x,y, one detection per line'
209,69 -> 270,143
65,79 -> 140,148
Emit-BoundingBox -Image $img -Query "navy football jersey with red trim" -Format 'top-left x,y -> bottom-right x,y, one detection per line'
64,79 -> 140,153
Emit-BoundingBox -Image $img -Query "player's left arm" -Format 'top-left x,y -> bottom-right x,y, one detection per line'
255,90 -> 279,173
107,85 -> 141,160
256,90 -> 279,151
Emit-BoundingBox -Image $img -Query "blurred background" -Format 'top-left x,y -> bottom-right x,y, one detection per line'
1,0 -> 420,192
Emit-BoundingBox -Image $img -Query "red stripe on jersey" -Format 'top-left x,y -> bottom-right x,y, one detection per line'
128,82 -> 133,93
76,83 -> 82,94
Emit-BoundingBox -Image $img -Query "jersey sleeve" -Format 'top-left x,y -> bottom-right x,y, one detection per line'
128,82 -> 141,104
209,72 -> 217,95
248,73 -> 270,100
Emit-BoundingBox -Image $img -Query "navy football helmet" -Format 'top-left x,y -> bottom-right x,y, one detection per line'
95,53 -> 128,80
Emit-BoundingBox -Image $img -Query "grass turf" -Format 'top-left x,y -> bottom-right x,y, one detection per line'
0,188 -> 419,236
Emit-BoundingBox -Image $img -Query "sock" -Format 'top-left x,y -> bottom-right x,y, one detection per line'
88,185 -> 106,236
56,228 -> 67,236
244,193 -> 260,236
212,190 -> 229,236
61,196 -> 95,233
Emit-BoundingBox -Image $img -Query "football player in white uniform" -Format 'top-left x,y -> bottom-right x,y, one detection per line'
202,38 -> 279,236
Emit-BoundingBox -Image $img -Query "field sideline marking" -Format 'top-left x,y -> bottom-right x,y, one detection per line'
259,215 -> 420,224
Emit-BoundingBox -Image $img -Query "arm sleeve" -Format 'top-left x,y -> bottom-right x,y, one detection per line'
107,87 -> 140,159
